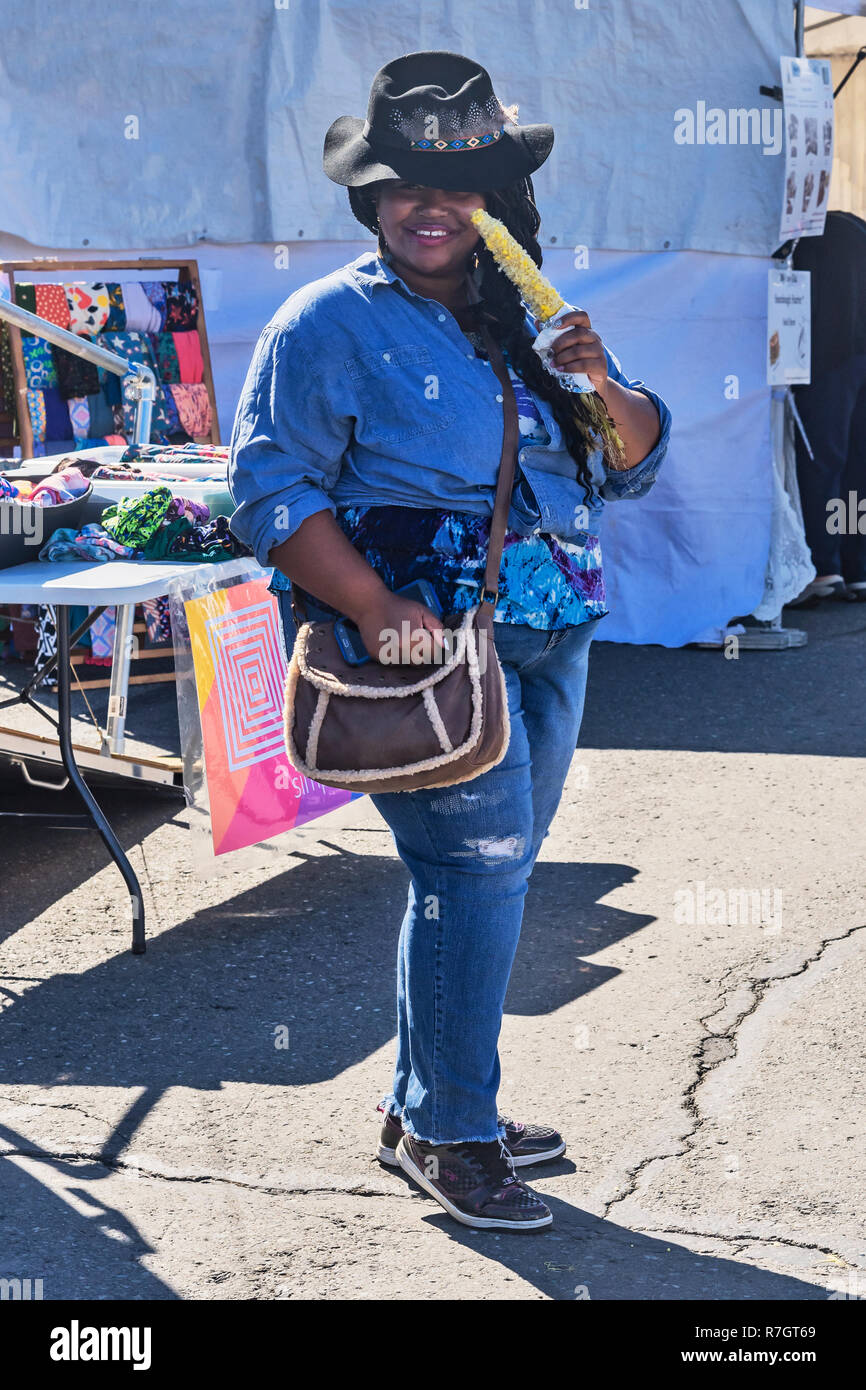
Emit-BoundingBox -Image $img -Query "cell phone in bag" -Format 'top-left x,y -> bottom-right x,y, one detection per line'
333,579 -> 443,666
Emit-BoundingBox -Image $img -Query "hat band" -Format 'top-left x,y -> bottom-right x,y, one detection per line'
410,127 -> 504,151
363,122 -> 505,153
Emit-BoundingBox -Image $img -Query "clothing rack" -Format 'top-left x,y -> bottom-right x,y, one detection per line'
0,257 -> 220,458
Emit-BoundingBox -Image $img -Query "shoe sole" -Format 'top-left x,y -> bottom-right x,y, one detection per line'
395,1136 -> 553,1231
377,1138 -> 566,1168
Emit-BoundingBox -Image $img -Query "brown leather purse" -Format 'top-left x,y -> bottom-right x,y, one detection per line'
283,323 -> 519,795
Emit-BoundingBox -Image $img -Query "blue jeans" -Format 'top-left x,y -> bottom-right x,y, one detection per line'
276,588 -> 600,1144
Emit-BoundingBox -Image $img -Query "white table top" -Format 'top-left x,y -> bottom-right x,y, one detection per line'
0,557 -> 245,605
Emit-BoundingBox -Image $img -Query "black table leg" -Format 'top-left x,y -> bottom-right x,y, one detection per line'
55,604 -> 146,953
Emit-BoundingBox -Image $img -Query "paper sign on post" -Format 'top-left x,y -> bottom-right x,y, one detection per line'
779,56 -> 834,242
767,268 -> 811,386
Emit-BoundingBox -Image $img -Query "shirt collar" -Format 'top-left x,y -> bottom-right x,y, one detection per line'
348,249 -> 483,307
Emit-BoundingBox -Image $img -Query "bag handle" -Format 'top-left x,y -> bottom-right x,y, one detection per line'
478,323 -> 521,610
290,319 -> 520,624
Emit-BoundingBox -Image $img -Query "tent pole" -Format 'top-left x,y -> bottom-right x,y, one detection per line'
795,0 -> 805,58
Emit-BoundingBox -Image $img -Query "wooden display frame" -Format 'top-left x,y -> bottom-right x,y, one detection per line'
0,257 -> 220,458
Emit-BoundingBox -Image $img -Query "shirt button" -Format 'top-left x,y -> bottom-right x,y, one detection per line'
495,393 -> 503,403
382,352 -> 391,361
437,313 -> 446,322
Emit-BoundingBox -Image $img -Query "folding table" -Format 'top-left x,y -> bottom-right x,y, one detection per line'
0,558 -> 242,954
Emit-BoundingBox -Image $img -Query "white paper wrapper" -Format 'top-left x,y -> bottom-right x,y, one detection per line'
531,303 -> 594,394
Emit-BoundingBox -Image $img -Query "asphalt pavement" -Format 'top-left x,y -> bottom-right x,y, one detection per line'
0,601 -> 863,1300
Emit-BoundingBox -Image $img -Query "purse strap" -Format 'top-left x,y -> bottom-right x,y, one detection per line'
478,322 -> 521,610
290,318 -> 521,624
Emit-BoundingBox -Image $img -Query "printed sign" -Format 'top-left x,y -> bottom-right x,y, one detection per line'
767,268 -> 811,386
184,578 -> 358,854
780,56 -> 834,241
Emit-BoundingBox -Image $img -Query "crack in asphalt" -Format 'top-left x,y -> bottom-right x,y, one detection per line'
0,1094 -> 116,1130
634,1225 -> 861,1268
602,922 -> 866,1219
0,1145 -> 411,1199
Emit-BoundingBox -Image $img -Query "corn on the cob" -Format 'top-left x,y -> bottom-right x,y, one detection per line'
470,209 -> 565,322
470,208 -> 628,468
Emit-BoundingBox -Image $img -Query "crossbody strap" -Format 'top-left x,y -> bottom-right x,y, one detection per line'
478,323 -> 520,609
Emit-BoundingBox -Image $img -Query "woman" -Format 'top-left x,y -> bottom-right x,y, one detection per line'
229,50 -> 671,1232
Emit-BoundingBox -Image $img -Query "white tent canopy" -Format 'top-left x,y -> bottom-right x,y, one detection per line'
0,0 -> 813,644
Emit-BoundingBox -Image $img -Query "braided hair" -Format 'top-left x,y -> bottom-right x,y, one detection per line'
348,177 -> 624,503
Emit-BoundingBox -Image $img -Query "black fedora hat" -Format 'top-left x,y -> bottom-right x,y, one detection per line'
323,50 -> 554,192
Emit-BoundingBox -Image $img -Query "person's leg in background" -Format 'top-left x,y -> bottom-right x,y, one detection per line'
839,362 -> 866,594
794,359 -> 862,588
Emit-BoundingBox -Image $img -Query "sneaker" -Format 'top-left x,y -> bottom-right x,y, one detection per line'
396,1133 -> 553,1230
786,575 -> 847,607
376,1105 -> 565,1168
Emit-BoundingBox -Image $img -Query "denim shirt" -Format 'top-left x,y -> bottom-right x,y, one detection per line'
228,250 -> 672,570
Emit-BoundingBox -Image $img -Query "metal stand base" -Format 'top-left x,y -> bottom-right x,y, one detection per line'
732,624 -> 808,650
0,604 -> 146,953
696,617 -> 808,652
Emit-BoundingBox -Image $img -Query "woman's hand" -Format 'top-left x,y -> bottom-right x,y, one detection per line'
355,592 -> 446,666
536,309 -> 609,396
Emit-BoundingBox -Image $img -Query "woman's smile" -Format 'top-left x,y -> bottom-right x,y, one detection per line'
377,182 -> 484,279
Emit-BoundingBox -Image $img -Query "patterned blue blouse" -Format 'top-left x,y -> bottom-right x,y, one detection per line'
272,331 -> 607,631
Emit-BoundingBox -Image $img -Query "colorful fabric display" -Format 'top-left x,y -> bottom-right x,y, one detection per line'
89,606 -> 116,660
172,330 -> 204,384
34,605 -> 57,687
104,283 -> 127,331
34,283 -> 71,330
26,389 -> 47,442
68,397 -> 90,440
30,483 -> 76,506
101,330 -> 171,440
52,345 -> 100,399
141,596 -> 172,645
121,441 -> 227,464
65,283 -> 110,337
53,466 -> 90,496
38,523 -> 135,563
168,383 -> 211,437
111,405 -> 127,437
0,325 -> 15,410
90,464 -> 170,481
167,514 -> 248,560
43,385 -> 74,439
14,282 -> 37,319
86,386 -> 116,437
162,384 -> 182,436
141,515 -> 194,558
0,475 -> 18,498
164,281 -> 198,330
101,485 -> 174,548
142,282 -> 167,330
21,336 -> 58,389
148,332 -> 181,384
121,282 -> 162,334
166,495 -> 210,524
102,368 -> 121,406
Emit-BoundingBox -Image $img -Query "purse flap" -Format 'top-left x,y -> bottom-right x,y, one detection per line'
294,607 -> 478,697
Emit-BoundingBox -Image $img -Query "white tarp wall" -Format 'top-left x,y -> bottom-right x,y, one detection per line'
0,0 -> 797,644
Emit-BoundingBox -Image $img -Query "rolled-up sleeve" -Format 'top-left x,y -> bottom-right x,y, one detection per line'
598,344 -> 672,502
228,319 -> 353,567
